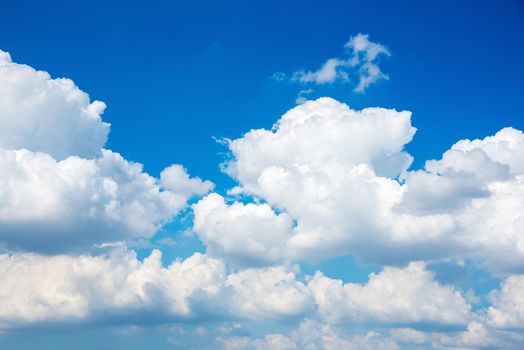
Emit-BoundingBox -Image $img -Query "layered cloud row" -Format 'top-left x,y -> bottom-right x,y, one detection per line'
0,250 -> 476,329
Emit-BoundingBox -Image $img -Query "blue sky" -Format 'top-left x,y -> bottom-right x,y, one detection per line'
2,0 -> 523,177
1,1 -> 524,349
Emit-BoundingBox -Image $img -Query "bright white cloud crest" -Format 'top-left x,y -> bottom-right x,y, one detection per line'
0,50 -> 109,160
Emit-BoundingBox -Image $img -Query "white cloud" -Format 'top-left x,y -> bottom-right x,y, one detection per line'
193,193 -> 293,267
217,97 -> 524,272
451,127 -> 524,175
218,98 -> 422,264
0,50 -> 109,160
160,164 -> 214,198
0,249 -> 226,330
295,88 -> 313,105
455,176 -> 524,273
292,58 -> 348,85
217,334 -> 297,350
289,33 -> 390,93
488,275 -> 524,329
0,250 -> 310,330
399,128 -> 524,273
345,33 -> 391,92
388,321 -> 512,349
291,320 -> 399,350
223,97 -> 415,182
307,262 -> 472,327
227,265 -> 313,320
216,318 -> 524,350
0,143 -> 211,253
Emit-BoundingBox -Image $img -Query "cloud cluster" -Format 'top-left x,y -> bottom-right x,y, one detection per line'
0,50 -> 212,252
0,249 -> 225,329
0,149 -> 212,252
199,98 -> 524,274
193,193 -> 293,268
2,46 -> 524,350
307,262 -> 471,326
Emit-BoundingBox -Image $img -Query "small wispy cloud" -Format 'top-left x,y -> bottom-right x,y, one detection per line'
295,88 -> 313,104
274,33 -> 390,99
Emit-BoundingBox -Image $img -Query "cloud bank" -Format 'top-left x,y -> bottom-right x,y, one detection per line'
1,48 -> 524,349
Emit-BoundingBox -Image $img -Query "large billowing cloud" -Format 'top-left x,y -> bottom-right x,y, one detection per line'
223,97 -> 415,181
199,97 -> 524,273
198,98 -> 427,265
0,148 -> 211,252
0,50 -> 212,252
0,50 -> 109,160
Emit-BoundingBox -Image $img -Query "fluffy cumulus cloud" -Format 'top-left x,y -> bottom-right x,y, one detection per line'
207,97 -> 524,273
0,50 -> 109,160
160,164 -> 214,198
0,148 -> 210,252
399,127 -> 524,273
226,266 -> 313,320
288,33 -> 390,93
487,275 -> 524,329
0,249 -> 225,330
307,262 -> 472,326
193,193 -> 293,267
0,51 -> 212,252
212,98 -> 421,264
